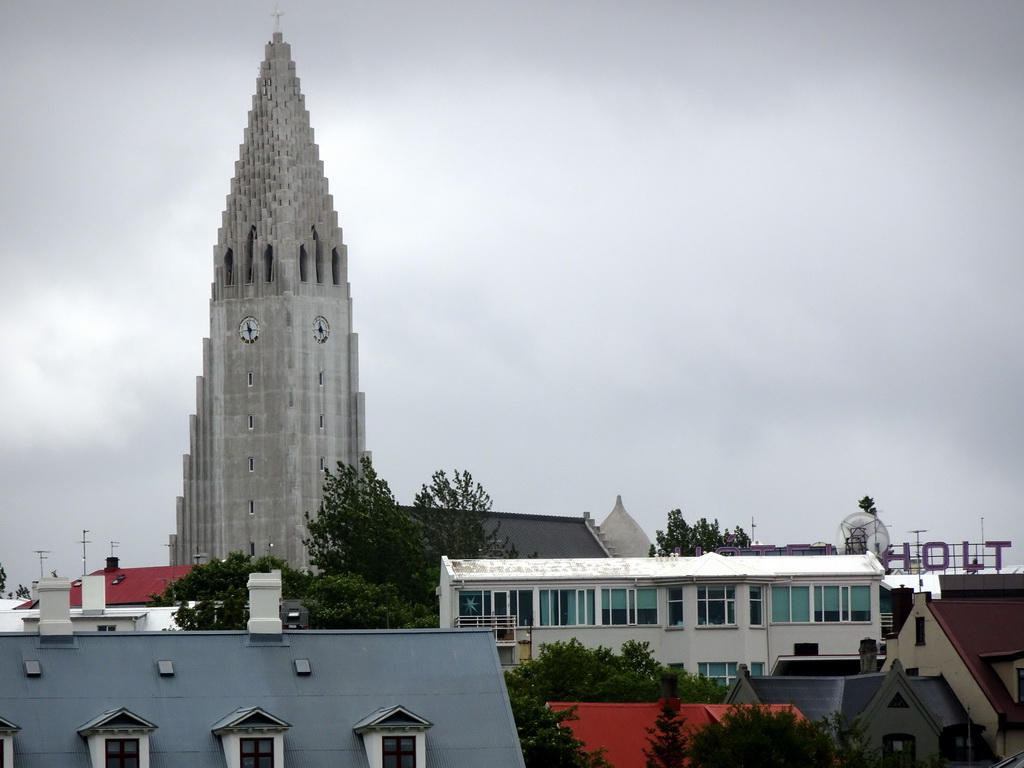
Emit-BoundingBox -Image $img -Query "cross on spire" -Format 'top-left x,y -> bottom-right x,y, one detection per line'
271,6 -> 284,34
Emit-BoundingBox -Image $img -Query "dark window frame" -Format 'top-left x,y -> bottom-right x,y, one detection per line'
240,736 -> 274,768
105,738 -> 140,768
382,736 -> 415,768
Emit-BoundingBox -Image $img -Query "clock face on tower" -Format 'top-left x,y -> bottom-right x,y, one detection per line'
313,316 -> 330,344
238,316 -> 261,344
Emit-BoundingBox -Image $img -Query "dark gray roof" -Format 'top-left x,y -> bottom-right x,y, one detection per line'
0,628 -> 524,767
742,672 -> 968,727
484,511 -> 611,558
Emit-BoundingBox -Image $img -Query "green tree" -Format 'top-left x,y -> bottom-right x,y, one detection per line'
151,552 -> 306,631
506,639 -> 723,706
859,496 -> 878,516
507,691 -> 611,768
0,562 -> 5,595
305,456 -> 429,604
413,468 -> 515,561
649,510 -> 751,557
685,704 -> 836,768
507,639 -> 659,704
644,704 -> 688,768
303,572 -> 435,629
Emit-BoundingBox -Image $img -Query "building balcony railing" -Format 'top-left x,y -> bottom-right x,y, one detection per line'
455,614 -> 518,643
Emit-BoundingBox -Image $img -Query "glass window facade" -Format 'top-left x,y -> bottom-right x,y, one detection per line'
600,588 -> 657,625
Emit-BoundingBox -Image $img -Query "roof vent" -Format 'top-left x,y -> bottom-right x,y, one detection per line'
157,660 -> 174,676
24,660 -> 41,677
294,658 -> 311,676
112,574 -> 126,585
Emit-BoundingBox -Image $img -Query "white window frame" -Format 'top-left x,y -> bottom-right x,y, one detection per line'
696,585 -> 736,626
698,661 -> 739,686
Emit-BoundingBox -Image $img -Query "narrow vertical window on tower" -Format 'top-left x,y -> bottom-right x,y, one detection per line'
247,371 -> 254,387
248,500 -> 255,516
313,227 -> 324,284
248,457 -> 255,472
320,457 -> 326,472
224,248 -> 234,286
319,414 -> 324,429
264,245 -> 274,282
332,248 -> 341,285
299,245 -> 309,282
318,371 -> 324,386
245,226 -> 256,284
248,414 -> 255,430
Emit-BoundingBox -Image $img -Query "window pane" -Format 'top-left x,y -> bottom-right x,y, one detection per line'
791,587 -> 810,622
637,588 -> 657,624
771,586 -> 790,622
540,590 -> 552,626
669,587 -> 684,626
851,586 -> 871,621
561,590 -> 575,625
459,591 -> 484,616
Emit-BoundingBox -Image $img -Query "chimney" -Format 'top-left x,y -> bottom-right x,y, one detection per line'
658,672 -> 681,711
888,587 -> 914,638
247,570 -> 283,635
859,637 -> 878,674
81,575 -> 106,616
37,578 -> 73,636
105,556 -> 119,572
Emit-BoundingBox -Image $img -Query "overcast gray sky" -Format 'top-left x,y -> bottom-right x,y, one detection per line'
3,1 -> 1022,587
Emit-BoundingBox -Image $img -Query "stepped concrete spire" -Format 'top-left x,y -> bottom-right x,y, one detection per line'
171,33 -> 366,567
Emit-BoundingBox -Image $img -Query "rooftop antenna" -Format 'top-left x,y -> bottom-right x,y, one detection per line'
33,551 -> 50,580
80,529 -> 91,576
909,529 -> 928,589
109,541 -> 120,558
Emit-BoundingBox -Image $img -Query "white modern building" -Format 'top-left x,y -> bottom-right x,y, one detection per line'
439,553 -> 885,682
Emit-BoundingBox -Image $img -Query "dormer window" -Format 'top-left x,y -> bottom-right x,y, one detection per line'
354,705 -> 432,768
0,715 -> 20,768
77,708 -> 156,768
211,707 -> 290,768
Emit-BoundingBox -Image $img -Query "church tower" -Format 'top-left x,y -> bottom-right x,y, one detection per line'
171,32 -> 366,567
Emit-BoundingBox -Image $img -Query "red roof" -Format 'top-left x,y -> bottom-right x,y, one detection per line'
549,700 -> 802,768
928,599 -> 1024,726
64,564 -> 194,607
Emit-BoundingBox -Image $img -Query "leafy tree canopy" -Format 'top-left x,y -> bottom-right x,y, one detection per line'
304,572 -> 435,630
413,468 -> 515,561
305,456 -> 430,604
685,704 -> 835,768
859,496 -> 878,516
150,552 -> 306,631
649,510 -> 751,557
506,639 -> 724,706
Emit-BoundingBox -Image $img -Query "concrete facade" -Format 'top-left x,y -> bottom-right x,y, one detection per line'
171,33 -> 365,567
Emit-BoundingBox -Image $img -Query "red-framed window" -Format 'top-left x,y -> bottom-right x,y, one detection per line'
383,736 -> 416,768
105,739 -> 140,768
240,737 -> 274,768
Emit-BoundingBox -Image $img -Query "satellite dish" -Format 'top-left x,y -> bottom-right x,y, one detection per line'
837,512 -> 890,556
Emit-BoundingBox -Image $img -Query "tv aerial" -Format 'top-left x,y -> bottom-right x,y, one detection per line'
837,510 -> 890,556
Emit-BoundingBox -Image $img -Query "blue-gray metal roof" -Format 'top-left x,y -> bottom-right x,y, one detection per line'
0,628 -> 524,767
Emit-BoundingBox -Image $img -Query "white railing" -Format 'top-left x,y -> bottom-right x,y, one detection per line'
455,614 -> 518,643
